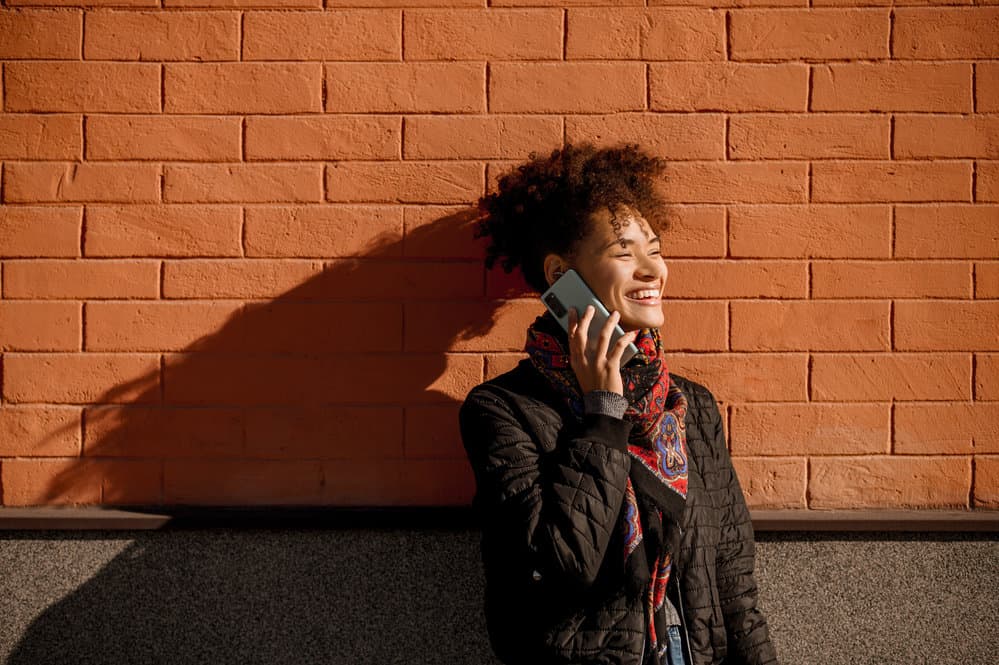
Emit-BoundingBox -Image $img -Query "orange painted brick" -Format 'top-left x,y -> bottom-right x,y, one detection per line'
3,353 -> 160,404
162,259 -> 323,299
730,403 -> 889,456
406,8 -> 561,60
895,301 -> 999,351
566,113 -> 725,160
405,115 -> 562,159
244,9 -> 398,60
979,161 -> 999,202
326,161 -> 482,204
0,406 -> 80,456
13,0 -> 155,5
0,9 -> 81,59
163,353 -> 481,406
665,353 -> 808,402
810,456 -> 970,509
164,63 -> 322,113
896,402 -> 999,455
1,458 -> 96,506
244,301 -> 403,353
4,62 -> 160,113
895,205 -> 999,259
84,10 -> 239,60
244,406 -> 402,459
2,458 -> 162,507
86,302 -> 243,352
731,300 -> 890,351
895,115 -> 999,159
495,0 -> 642,5
83,405 -> 242,458
405,404 -> 462,457
894,8 -> 999,59
729,113 -> 889,160
730,457 -> 807,509
730,204 -> 890,258
566,8 -> 724,60
662,300 -> 727,351
484,353 -> 521,380
485,264 -> 534,298
163,164 -> 323,203
0,206 -> 81,257
978,263 -> 999,299
85,205 -> 242,257
975,456 -> 999,508
811,161 -> 971,203
666,260 -> 806,298
490,62 -> 645,113
3,259 -> 159,299
167,0 -> 318,7
649,63 -> 808,112
812,260 -> 972,298
86,115 -> 242,161
404,206 -> 490,260
326,62 -> 485,113
245,205 -> 403,257
658,162 -> 808,203
731,8 -> 888,60
320,458 -> 473,506
329,0 -> 478,5
659,206 -> 725,257
320,459 -> 409,505
0,302 -> 79,351
812,353 -> 971,402
3,162 -> 160,203
164,460 -> 322,505
812,62 -> 972,112
405,300 -> 540,352
398,458 -> 475,506
325,259 -> 483,299
979,62 -> 999,113
979,354 -> 999,401
245,116 -> 400,160
0,114 -> 81,159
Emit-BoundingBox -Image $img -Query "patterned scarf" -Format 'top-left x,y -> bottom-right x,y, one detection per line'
524,311 -> 689,663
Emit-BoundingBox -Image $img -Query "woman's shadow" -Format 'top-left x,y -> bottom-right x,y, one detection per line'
4,207 -> 542,664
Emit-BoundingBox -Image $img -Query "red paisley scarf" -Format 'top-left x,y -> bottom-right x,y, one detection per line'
524,311 -> 689,662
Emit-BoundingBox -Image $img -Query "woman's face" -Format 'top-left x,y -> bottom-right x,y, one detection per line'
548,206 -> 667,333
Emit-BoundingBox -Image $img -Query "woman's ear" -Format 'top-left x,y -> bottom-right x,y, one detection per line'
542,254 -> 568,287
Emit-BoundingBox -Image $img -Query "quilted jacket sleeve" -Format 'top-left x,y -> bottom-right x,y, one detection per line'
458,387 -> 633,594
705,390 -> 778,665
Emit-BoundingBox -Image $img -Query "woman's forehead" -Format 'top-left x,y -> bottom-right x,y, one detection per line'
587,206 -> 652,240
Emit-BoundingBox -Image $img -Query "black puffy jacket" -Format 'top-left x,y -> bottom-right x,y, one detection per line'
458,359 -> 778,665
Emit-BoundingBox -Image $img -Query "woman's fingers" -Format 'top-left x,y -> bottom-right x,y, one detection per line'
609,327 -> 639,365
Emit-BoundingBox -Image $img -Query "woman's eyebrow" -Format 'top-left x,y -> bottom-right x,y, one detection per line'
600,235 -> 661,251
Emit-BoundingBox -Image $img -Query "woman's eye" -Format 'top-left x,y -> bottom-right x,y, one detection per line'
614,254 -> 630,258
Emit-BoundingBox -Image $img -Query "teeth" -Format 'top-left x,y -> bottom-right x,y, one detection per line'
626,289 -> 658,299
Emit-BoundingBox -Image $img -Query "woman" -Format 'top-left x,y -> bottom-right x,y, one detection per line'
458,143 -> 778,665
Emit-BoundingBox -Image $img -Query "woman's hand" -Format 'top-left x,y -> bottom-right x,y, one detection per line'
567,306 -> 639,396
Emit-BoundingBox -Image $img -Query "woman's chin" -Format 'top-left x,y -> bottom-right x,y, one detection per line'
621,314 -> 664,332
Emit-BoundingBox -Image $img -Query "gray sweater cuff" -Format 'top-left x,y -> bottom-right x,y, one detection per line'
583,390 -> 629,419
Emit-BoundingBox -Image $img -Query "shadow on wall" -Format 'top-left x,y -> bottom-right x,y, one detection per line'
18,206 -> 541,507
3,528 -> 501,665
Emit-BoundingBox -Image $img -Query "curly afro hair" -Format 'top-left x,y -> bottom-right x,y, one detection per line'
473,141 -> 671,294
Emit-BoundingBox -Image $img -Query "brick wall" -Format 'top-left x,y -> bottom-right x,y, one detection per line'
0,1 -> 996,509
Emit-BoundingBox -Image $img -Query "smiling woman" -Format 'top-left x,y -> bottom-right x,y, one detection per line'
459,143 -> 777,665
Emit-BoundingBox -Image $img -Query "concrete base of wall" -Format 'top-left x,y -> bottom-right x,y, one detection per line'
1,528 -> 996,665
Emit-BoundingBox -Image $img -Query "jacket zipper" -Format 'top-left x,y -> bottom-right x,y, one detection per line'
673,525 -> 696,665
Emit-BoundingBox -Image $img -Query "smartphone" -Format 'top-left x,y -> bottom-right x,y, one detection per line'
540,269 -> 639,366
